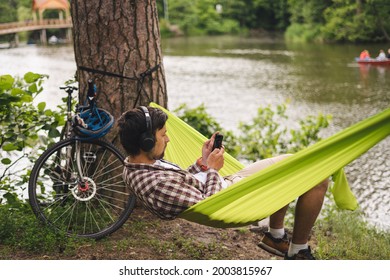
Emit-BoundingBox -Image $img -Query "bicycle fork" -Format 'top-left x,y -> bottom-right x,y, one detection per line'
70,140 -> 98,202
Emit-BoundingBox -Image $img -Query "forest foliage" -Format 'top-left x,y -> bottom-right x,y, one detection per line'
156,0 -> 390,43
1,0 -> 390,43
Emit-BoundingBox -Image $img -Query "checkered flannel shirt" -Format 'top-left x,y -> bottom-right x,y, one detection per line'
123,158 -> 224,220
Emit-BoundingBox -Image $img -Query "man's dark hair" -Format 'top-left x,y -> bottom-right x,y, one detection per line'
118,106 -> 168,156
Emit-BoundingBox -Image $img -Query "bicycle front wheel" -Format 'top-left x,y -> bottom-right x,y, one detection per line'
28,138 -> 136,239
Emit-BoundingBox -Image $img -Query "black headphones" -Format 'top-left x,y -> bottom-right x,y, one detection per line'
139,106 -> 155,152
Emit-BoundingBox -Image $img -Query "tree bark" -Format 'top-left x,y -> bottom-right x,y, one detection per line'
70,0 -> 167,125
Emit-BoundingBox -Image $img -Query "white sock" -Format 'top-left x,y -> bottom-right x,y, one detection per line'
269,227 -> 285,239
288,242 -> 308,257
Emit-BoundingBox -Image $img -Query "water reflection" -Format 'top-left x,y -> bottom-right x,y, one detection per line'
1,37 -> 389,231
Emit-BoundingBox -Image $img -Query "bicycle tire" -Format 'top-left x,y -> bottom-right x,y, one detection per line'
28,138 -> 136,239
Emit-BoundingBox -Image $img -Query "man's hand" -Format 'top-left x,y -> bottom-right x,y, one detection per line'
201,132 -> 219,165
207,146 -> 224,171
201,132 -> 224,170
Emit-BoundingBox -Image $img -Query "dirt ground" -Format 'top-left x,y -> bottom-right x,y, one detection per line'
74,207 -> 282,260
1,206 -> 290,260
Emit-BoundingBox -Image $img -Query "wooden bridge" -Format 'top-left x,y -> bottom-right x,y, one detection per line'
0,19 -> 72,46
0,19 -> 72,36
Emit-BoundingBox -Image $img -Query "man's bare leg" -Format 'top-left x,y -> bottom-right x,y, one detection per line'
292,179 -> 329,244
269,205 -> 289,230
262,179 -> 328,257
268,178 -> 328,234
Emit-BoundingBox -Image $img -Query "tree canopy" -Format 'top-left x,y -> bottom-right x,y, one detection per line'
158,0 -> 390,43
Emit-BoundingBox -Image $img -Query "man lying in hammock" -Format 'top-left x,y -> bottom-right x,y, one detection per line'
118,106 -> 329,260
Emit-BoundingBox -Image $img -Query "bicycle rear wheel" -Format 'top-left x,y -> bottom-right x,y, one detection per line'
28,138 -> 136,239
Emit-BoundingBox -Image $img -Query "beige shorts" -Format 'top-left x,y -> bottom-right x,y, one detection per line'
224,154 -> 292,187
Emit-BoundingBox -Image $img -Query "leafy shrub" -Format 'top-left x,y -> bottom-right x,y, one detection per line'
0,72 -> 65,206
173,103 -> 239,157
174,102 -> 331,162
284,23 -> 323,43
237,103 -> 331,161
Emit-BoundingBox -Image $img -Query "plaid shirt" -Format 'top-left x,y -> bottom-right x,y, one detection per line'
123,158 -> 224,220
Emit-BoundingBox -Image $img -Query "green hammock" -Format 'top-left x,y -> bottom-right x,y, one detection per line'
150,103 -> 390,228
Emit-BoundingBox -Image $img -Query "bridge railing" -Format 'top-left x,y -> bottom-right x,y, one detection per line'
0,19 -> 72,35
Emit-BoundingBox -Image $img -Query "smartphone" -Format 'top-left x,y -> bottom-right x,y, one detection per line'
212,134 -> 223,150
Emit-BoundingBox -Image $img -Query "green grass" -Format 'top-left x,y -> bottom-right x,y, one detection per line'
0,205 -> 80,258
314,210 -> 390,260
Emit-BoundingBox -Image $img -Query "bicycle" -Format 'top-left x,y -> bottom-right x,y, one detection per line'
28,80 -> 136,239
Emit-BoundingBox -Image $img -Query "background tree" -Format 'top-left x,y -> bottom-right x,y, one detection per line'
285,0 -> 332,42
0,0 -> 18,42
223,0 -> 290,32
321,0 -> 373,42
70,0 -> 167,133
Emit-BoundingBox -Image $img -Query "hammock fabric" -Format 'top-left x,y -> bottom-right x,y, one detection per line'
150,103 -> 390,228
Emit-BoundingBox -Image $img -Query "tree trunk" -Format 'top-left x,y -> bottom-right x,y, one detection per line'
356,0 -> 362,14
70,0 -> 167,127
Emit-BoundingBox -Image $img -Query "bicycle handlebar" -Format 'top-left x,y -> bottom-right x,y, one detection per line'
60,85 -> 78,95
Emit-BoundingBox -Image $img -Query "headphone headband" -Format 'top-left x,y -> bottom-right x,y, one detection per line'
140,106 -> 151,130
139,106 -> 155,152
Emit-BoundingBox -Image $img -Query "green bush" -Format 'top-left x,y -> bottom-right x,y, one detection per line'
0,74 -> 80,255
238,103 -> 330,162
0,73 -> 65,206
284,23 -> 323,43
173,103 -> 239,157
174,102 -> 331,162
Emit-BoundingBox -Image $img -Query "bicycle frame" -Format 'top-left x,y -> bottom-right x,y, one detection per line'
59,85 -> 91,186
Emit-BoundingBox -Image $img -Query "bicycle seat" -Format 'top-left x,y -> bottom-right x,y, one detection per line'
73,108 -> 114,139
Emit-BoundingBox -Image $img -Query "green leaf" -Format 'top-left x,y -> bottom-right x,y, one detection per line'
48,128 -> 61,138
2,143 -> 18,151
0,75 -> 14,91
24,72 -> 42,83
21,94 -> 33,102
1,158 -> 12,165
44,109 -> 53,116
28,83 -> 38,94
38,102 -> 46,111
3,192 -> 19,206
0,93 -> 21,105
42,124 -> 52,130
10,87 -> 26,96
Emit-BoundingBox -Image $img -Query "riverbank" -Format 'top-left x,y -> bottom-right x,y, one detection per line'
0,205 -> 389,260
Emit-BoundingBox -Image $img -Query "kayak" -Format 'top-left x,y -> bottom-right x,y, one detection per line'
355,58 -> 390,65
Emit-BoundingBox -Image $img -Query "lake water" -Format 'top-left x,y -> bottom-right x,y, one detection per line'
1,36 -> 389,231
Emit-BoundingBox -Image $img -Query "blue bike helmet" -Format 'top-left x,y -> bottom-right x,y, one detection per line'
73,108 -> 114,139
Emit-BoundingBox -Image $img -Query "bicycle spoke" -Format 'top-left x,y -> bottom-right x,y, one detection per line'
51,199 -> 78,225
95,194 -> 128,208
90,144 -> 107,178
96,172 -> 125,187
95,193 -> 127,211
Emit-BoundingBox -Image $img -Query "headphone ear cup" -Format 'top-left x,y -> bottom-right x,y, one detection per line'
139,106 -> 155,152
139,132 -> 155,152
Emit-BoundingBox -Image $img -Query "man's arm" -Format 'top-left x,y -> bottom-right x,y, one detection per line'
151,169 -> 223,218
